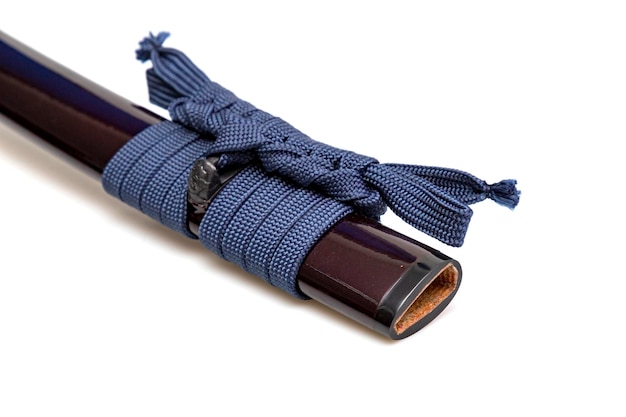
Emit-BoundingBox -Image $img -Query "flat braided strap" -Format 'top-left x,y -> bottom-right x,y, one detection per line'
103,119 -> 351,298
102,32 -> 520,296
138,32 -> 519,246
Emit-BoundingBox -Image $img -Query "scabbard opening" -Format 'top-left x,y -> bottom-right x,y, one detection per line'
394,263 -> 459,335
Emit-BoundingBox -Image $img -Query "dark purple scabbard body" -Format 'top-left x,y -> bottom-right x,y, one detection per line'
0,32 -> 461,339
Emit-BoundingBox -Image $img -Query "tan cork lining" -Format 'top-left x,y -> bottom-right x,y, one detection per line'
394,264 -> 459,335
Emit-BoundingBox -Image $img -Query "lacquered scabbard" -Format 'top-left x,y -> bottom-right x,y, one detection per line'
0,31 -> 461,339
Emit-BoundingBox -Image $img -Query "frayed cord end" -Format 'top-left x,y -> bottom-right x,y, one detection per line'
486,179 -> 520,209
136,31 -> 170,62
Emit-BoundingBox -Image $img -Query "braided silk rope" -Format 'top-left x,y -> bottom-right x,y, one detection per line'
104,120 -> 349,297
102,32 -> 519,297
200,167 -> 350,296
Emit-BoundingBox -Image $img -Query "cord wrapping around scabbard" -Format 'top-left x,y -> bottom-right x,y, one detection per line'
103,119 -> 351,297
199,165 -> 350,296
103,121 -> 203,239
103,31 -> 521,297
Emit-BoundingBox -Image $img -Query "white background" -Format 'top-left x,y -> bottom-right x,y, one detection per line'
1,1 -> 625,416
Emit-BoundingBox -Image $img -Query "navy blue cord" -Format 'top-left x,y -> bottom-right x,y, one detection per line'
102,32 -> 520,297
199,166 -> 349,297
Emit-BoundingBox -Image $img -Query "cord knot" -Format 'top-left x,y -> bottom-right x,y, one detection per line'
135,33 -> 521,247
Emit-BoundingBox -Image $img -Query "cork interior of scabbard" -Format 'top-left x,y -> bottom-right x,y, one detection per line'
394,264 -> 459,335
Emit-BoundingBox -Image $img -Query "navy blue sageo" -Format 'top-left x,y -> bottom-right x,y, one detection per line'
102,32 -> 520,298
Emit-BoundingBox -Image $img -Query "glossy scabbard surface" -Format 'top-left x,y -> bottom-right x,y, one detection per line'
0,31 -> 461,339
0,32 -> 161,173
299,214 -> 461,339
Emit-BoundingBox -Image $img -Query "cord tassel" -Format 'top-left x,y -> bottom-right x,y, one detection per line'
486,179 -> 520,209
